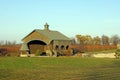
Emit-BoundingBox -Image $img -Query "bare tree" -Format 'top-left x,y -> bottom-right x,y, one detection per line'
70,38 -> 76,44
110,35 -> 119,45
1,40 -> 17,46
0,41 -> 4,46
101,35 -> 109,45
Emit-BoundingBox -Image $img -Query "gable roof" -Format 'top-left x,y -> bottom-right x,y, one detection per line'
22,29 -> 70,42
22,23 -> 71,44
35,29 -> 70,40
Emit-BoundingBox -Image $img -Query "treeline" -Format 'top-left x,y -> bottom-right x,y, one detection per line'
75,34 -> 120,45
0,40 -> 17,46
70,34 -> 119,52
0,45 -> 20,56
0,41 -> 20,56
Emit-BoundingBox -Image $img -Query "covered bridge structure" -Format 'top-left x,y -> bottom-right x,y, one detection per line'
20,23 -> 71,57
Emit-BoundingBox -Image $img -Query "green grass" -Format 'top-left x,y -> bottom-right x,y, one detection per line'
0,57 -> 120,80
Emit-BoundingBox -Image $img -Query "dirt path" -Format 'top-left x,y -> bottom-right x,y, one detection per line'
92,53 -> 115,58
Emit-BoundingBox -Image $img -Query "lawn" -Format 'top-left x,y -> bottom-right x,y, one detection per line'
0,57 -> 120,80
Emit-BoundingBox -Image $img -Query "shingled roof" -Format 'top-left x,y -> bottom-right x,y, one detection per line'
35,29 -> 70,40
22,23 -> 70,43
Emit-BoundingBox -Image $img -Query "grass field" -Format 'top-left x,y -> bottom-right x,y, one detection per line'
0,57 -> 120,80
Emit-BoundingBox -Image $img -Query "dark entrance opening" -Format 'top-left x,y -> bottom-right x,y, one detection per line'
27,40 -> 47,55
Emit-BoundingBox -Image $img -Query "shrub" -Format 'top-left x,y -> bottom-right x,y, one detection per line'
115,49 -> 120,59
6,53 -> 11,56
0,48 -> 8,56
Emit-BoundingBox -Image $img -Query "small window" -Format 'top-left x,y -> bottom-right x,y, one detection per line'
61,45 -> 64,50
66,45 -> 69,50
55,45 -> 59,50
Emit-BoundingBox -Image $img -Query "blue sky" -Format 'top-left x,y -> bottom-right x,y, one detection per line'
0,0 -> 120,43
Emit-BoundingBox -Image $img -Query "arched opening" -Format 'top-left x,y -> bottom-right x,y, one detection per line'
66,45 -> 69,50
61,45 -> 64,50
28,40 -> 46,45
55,45 -> 59,50
27,40 -> 47,55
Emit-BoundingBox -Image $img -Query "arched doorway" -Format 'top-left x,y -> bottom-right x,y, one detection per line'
27,40 -> 47,55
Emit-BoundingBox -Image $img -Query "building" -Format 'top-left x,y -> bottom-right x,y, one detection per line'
20,23 -> 71,57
